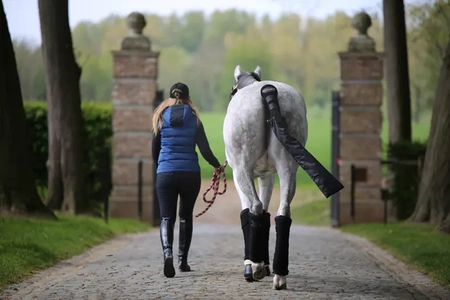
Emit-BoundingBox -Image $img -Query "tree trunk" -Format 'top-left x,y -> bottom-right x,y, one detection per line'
410,39 -> 450,233
383,0 -> 412,143
38,0 -> 84,214
0,0 -> 55,218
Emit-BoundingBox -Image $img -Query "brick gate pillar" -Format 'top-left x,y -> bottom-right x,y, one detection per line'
109,12 -> 160,224
337,12 -> 384,225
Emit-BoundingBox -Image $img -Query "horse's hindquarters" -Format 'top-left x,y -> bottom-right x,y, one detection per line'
223,98 -> 267,169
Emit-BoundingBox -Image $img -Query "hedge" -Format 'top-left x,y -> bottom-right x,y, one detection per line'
387,140 -> 427,220
24,101 -> 113,213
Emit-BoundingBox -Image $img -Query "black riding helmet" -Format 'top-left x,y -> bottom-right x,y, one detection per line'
170,82 -> 190,100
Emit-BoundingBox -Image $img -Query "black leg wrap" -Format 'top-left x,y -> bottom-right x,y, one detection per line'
249,212 -> 264,263
240,209 -> 250,260
240,209 -> 253,281
262,211 -> 271,275
178,217 -> 193,272
273,215 -> 292,276
160,218 -> 175,278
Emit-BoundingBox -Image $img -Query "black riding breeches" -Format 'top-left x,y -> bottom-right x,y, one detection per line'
156,171 -> 201,223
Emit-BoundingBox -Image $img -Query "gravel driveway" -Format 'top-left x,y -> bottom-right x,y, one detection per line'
1,181 -> 448,300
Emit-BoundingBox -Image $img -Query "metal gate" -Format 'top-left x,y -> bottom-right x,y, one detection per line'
330,90 -> 341,228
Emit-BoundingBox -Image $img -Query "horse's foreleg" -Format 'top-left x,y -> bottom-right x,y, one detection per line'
234,169 -> 266,281
257,174 -> 275,276
272,167 -> 296,290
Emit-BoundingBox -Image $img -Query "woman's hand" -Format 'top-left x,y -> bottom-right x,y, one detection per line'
214,165 -> 224,174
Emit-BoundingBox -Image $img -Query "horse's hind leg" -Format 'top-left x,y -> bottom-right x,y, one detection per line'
234,168 -> 266,281
258,174 -> 275,276
258,174 -> 274,212
272,163 -> 296,290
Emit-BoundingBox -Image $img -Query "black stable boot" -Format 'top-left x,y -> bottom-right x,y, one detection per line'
262,211 -> 271,276
240,209 -> 253,281
178,217 -> 193,272
273,215 -> 292,278
160,218 -> 175,278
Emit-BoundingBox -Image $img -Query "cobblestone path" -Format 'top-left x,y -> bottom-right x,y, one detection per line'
1,181 -> 449,299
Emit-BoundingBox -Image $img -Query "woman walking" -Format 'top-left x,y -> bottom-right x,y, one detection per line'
152,82 -> 222,278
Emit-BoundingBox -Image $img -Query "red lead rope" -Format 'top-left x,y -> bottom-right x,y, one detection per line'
195,160 -> 228,218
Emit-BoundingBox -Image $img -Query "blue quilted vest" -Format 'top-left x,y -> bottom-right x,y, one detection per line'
157,104 -> 200,173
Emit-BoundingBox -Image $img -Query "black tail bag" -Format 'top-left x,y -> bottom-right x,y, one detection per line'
261,84 -> 344,198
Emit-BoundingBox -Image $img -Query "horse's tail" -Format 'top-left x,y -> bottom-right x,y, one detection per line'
261,84 -> 284,128
261,84 -> 279,112
260,84 -> 279,150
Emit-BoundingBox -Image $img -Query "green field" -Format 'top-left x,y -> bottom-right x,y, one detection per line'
291,198 -> 330,226
198,109 -> 431,187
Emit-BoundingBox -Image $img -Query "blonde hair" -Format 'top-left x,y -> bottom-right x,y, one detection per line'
152,97 -> 201,135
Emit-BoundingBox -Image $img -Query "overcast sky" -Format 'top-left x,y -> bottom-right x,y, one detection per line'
4,0 -> 418,45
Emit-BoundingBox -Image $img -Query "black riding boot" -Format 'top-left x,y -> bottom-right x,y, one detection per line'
160,218 -> 175,278
178,217 -> 193,272
240,209 -> 252,281
262,211 -> 271,276
273,215 -> 292,277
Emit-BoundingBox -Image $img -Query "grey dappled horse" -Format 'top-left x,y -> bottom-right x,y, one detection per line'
223,65 -> 308,290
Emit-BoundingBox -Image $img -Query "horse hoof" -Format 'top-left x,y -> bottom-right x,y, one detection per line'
273,275 -> 287,290
252,262 -> 266,281
274,283 -> 287,290
244,264 -> 253,282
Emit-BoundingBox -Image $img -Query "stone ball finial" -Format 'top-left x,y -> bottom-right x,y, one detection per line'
121,12 -> 151,51
126,12 -> 146,36
351,11 -> 372,36
347,11 -> 376,52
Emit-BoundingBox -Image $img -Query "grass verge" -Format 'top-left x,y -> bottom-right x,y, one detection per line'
341,222 -> 450,289
291,198 -> 330,226
0,214 -> 151,291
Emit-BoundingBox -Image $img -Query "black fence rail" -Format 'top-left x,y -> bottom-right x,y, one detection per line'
330,90 -> 341,228
101,145 -> 112,224
138,159 -> 143,221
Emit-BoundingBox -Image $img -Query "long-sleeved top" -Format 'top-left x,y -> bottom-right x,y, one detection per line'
152,104 -> 220,173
